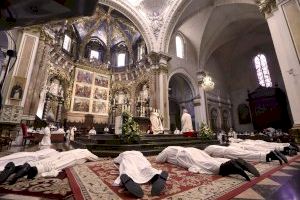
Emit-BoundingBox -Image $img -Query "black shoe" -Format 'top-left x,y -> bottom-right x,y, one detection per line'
274,150 -> 288,164
219,160 -> 250,181
9,163 -> 31,185
289,143 -> 299,152
120,174 -> 144,198
27,167 -> 38,180
0,162 -> 15,184
235,158 -> 260,177
266,151 -> 283,165
283,147 -> 290,155
151,171 -> 168,196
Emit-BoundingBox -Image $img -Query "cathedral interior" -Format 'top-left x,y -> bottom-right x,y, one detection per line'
0,0 -> 300,199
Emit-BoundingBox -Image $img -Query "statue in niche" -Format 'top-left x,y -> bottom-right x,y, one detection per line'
49,79 -> 60,96
58,85 -> 64,98
139,84 -> 149,102
10,84 -> 23,100
117,90 -> 125,105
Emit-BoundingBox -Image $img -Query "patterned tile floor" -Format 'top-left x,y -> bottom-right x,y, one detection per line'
0,143 -> 299,200
232,157 -> 300,200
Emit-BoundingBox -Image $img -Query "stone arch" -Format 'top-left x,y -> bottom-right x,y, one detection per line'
168,68 -> 197,97
168,70 -> 197,131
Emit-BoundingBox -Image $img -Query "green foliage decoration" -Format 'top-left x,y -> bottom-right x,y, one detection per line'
121,111 -> 141,144
198,122 -> 214,140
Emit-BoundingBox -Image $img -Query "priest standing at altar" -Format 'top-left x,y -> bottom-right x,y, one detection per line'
181,109 -> 193,133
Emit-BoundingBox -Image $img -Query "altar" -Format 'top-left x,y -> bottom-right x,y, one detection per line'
29,130 -> 65,143
133,117 -> 151,134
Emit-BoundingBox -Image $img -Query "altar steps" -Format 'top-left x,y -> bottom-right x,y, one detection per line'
71,134 -> 219,157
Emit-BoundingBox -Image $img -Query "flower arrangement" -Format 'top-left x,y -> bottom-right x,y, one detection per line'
121,111 -> 141,144
198,122 -> 214,140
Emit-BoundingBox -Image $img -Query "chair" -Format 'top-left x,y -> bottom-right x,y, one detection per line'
0,130 -> 12,150
21,123 -> 35,146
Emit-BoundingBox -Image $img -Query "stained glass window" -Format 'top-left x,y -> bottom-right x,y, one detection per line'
254,54 -> 272,87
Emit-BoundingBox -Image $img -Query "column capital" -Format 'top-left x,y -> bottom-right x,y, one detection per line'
256,0 -> 277,15
147,52 -> 171,72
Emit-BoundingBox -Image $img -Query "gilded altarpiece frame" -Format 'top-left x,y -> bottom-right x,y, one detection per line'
70,68 -> 110,116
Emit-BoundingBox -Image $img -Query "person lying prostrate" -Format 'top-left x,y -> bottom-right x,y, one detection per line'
156,146 -> 259,181
113,151 -> 168,198
204,145 -> 286,165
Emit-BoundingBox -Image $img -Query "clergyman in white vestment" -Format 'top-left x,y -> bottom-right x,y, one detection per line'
113,151 -> 162,186
113,151 -> 168,198
181,109 -> 193,133
204,145 -> 280,163
28,149 -> 98,177
39,125 -> 51,146
0,149 -> 59,171
150,111 -> 164,135
156,146 -> 259,180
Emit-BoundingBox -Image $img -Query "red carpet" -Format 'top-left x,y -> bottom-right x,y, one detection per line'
66,155 -> 300,200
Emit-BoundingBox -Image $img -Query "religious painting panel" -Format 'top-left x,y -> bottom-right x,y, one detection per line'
238,104 -> 251,124
71,68 -> 110,115
76,69 -> 93,84
73,98 -> 90,112
75,84 -> 92,98
95,74 -> 109,88
93,87 -> 108,100
92,101 -> 107,114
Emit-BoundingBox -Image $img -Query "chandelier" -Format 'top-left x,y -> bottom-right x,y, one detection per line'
197,71 -> 215,91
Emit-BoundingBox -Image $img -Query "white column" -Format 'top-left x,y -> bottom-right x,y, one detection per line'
149,52 -> 171,130
198,86 -> 208,125
265,0 -> 300,127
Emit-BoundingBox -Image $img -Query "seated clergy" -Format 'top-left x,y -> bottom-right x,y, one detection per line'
156,146 -> 259,181
113,151 -> 168,198
88,127 -> 97,136
227,128 -> 237,139
204,145 -> 286,165
0,149 -> 98,185
181,109 -> 193,133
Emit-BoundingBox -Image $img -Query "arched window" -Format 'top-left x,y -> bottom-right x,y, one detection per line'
90,50 -> 99,60
117,53 -> 126,67
176,35 -> 184,58
137,43 -> 145,61
254,54 -> 272,87
63,34 -> 72,52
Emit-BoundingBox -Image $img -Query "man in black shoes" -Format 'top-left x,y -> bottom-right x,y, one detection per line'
205,145 -> 284,166
0,149 -> 98,185
266,151 -> 284,164
0,162 -> 37,185
113,151 -> 168,198
0,162 -> 16,184
156,146 -> 259,181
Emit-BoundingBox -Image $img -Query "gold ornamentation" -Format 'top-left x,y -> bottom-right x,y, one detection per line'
256,0 -> 277,14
